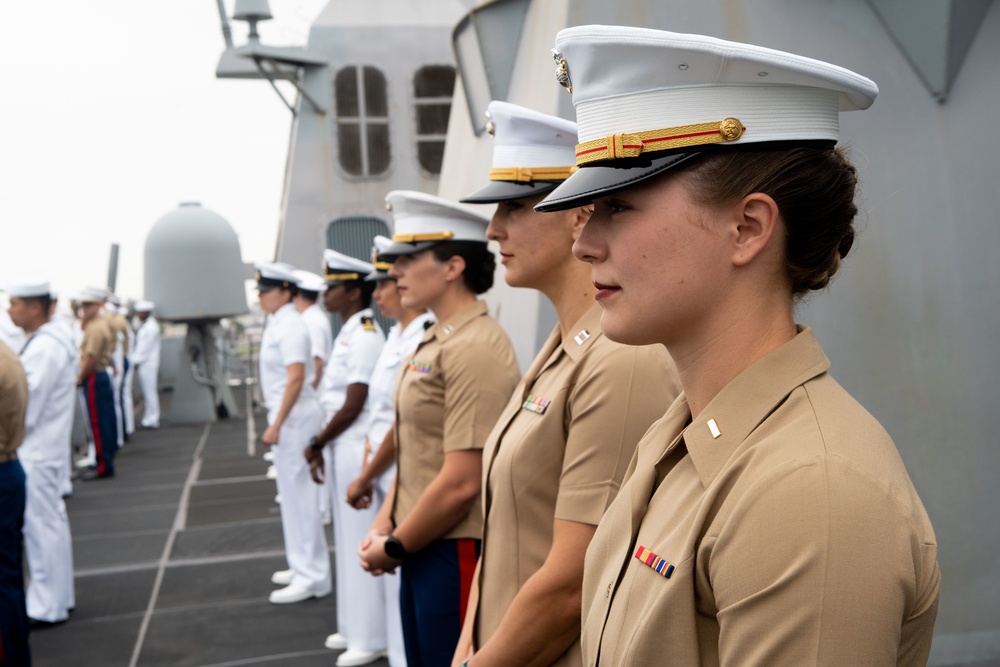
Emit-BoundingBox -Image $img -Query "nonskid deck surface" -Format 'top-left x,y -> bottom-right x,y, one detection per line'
32,400 -> 389,667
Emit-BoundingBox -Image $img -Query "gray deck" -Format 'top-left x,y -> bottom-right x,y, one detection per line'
31,398 -> 389,667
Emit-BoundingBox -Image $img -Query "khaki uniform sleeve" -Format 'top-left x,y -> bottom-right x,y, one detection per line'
555,344 -> 677,525
711,456 -> 940,666
441,336 -> 519,453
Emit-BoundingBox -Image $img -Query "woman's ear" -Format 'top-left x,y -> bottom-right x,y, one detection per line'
443,254 -> 467,282
730,192 -> 780,267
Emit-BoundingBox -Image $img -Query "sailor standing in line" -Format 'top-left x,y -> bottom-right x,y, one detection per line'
535,26 -> 939,664
104,294 -> 130,445
5,281 -> 76,626
292,270 -> 335,524
117,303 -> 136,439
358,192 -> 521,667
76,288 -> 119,480
303,250 -> 386,667
452,101 -> 681,667
46,289 -> 78,499
343,234 -> 434,667
292,271 -> 333,390
256,262 -> 332,604
0,340 -> 30,667
131,301 -> 161,429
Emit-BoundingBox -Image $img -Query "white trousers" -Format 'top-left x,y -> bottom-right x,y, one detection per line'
111,369 -> 124,446
330,436 -> 387,652
375,465 -> 406,667
122,361 -> 135,436
273,409 -> 331,594
22,460 -> 75,622
137,362 -> 159,426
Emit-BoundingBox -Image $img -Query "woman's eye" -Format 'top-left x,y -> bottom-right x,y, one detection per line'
600,199 -> 629,215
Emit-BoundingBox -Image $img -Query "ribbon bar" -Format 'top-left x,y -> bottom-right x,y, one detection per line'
490,166 -> 578,183
576,118 -> 745,166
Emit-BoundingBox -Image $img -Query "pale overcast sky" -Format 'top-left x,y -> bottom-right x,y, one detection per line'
0,0 -> 328,306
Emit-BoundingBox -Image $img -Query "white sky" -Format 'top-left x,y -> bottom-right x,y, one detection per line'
0,0 -> 329,307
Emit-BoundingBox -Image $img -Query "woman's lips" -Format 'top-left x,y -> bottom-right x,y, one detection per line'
593,281 -> 620,301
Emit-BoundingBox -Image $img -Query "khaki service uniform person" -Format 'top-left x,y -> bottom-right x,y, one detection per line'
76,288 -> 119,479
359,191 -> 521,667
453,101 -> 680,667
535,26 -> 940,666
0,340 -> 31,666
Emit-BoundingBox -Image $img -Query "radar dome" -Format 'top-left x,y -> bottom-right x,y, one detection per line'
144,202 -> 248,321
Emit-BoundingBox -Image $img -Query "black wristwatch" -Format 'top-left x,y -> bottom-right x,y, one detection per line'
308,436 -> 325,452
384,535 -> 410,560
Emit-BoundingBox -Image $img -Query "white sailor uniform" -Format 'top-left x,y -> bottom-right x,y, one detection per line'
365,312 -> 432,667
19,321 -> 77,622
132,315 -> 161,428
318,308 -> 385,652
300,302 -> 334,519
259,302 -> 331,595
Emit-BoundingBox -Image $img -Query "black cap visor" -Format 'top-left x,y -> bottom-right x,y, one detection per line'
535,152 -> 700,212
378,241 -> 440,261
461,179 -> 561,205
536,140 -> 839,212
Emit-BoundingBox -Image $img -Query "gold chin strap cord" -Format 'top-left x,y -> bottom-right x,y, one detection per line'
391,231 -> 456,243
575,118 -> 745,165
489,166 -> 578,183
324,272 -> 360,281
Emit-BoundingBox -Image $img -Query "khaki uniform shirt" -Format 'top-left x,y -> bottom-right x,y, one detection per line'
475,304 -> 681,664
0,341 -> 29,461
583,327 -> 939,667
393,300 -> 520,540
80,317 -> 116,375
108,313 -> 131,357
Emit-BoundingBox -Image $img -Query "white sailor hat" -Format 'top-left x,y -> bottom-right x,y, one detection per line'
537,26 -> 878,212
134,300 -> 155,312
322,249 -> 374,286
106,293 -> 121,307
3,280 -> 52,299
78,286 -> 110,304
254,262 -> 297,291
50,289 -> 59,301
462,101 -> 578,204
381,190 -> 491,259
292,270 -> 326,294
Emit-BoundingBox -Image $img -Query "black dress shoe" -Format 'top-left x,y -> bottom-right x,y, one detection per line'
79,469 -> 113,481
29,618 -> 67,629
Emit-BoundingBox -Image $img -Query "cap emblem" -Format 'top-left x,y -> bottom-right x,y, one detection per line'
484,110 -> 496,138
575,118 -> 745,165
552,48 -> 572,93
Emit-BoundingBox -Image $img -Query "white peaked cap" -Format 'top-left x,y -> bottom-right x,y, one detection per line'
254,261 -> 298,287
117,305 -> 129,316
292,269 -> 326,293
322,249 -> 374,284
134,300 -> 155,312
462,101 -> 579,204
367,235 -> 395,280
382,190 -> 491,258
4,280 -> 51,298
537,25 -> 878,212
78,286 -> 110,303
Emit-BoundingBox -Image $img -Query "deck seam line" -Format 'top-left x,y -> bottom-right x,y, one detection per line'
127,421 -> 210,667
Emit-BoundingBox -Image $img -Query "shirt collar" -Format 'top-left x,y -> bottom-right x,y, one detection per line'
683,326 -> 831,488
272,302 -> 297,322
428,300 -> 488,342
560,303 -> 605,363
